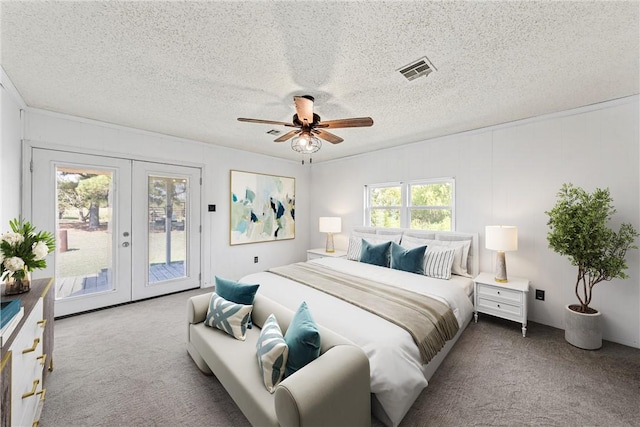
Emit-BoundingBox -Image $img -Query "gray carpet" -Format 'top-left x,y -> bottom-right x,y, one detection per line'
40,288 -> 640,427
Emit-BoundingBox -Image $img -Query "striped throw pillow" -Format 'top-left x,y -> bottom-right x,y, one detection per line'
424,247 -> 457,280
204,293 -> 253,341
256,314 -> 289,393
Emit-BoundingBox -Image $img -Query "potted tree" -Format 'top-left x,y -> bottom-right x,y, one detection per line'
546,183 -> 638,349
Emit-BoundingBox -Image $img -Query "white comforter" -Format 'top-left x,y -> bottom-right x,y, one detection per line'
240,257 -> 474,426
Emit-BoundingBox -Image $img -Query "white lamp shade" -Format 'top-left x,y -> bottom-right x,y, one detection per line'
319,217 -> 341,233
485,226 -> 518,251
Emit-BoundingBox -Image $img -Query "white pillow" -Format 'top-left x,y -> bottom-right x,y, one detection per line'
423,246 -> 457,280
204,293 -> 253,341
256,314 -> 288,393
434,237 -> 472,277
402,237 -> 470,277
399,234 -> 431,249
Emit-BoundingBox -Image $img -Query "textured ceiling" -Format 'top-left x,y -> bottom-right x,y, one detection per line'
1,1 -> 638,163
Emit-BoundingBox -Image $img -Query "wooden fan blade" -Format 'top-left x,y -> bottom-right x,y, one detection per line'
274,129 -> 301,143
293,96 -> 314,124
237,118 -> 296,127
314,129 -> 344,144
316,117 -> 374,129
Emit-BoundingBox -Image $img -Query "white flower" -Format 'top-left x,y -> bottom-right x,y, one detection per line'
4,257 -> 25,272
32,241 -> 49,260
1,232 -> 24,246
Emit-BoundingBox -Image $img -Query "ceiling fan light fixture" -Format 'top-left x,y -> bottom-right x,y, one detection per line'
291,134 -> 321,153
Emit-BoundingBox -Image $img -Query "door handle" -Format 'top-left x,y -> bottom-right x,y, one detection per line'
122,242 -> 130,247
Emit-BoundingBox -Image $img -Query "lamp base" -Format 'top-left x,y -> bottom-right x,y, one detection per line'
325,233 -> 335,253
494,251 -> 508,283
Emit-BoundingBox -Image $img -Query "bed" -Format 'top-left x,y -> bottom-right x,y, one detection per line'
239,228 -> 478,427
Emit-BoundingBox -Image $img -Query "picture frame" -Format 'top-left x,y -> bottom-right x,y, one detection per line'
230,170 -> 295,245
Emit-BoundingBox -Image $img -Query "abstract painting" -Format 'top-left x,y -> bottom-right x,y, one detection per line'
230,170 -> 295,245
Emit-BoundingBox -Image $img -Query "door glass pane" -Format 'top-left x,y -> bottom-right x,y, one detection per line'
55,167 -> 114,299
148,175 -> 188,283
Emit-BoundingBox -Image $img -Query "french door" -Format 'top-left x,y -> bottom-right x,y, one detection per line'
31,149 -> 201,317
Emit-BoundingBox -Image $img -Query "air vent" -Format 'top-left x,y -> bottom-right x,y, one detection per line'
398,56 -> 436,81
266,129 -> 281,135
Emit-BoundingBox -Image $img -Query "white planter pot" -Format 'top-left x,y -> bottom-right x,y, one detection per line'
564,304 -> 602,350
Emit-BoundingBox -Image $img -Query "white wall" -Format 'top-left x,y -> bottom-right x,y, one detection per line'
21,109 -> 311,286
309,97 -> 640,348
3,64 -> 638,346
0,67 -> 25,227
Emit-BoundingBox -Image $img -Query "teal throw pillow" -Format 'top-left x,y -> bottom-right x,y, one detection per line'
215,276 -> 259,328
215,276 -> 259,304
359,239 -> 392,267
284,302 -> 321,377
390,242 -> 427,275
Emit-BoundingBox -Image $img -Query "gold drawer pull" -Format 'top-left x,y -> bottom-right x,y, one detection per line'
22,338 -> 40,354
37,388 -> 47,401
22,379 -> 40,399
38,354 -> 47,366
37,319 -> 47,328
33,421 -> 39,427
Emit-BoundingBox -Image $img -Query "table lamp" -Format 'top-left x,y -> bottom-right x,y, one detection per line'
319,217 -> 341,253
485,225 -> 518,283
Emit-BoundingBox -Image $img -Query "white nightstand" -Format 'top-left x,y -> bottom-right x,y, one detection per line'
474,272 -> 530,337
307,248 -> 347,261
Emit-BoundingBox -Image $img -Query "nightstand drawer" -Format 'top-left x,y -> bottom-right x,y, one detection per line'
478,297 -> 522,317
477,283 -> 522,304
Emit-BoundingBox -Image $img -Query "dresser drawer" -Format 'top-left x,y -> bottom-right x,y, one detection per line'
477,283 -> 522,304
307,252 -> 324,260
10,298 -> 45,427
478,297 -> 522,317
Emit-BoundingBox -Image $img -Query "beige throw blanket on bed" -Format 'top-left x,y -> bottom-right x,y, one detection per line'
268,262 -> 459,364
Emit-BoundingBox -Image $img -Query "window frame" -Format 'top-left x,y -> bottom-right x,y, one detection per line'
364,178 -> 456,231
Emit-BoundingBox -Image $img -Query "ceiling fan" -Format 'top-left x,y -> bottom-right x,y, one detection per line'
237,95 -> 373,158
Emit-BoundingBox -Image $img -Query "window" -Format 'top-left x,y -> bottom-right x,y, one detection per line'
365,178 -> 455,231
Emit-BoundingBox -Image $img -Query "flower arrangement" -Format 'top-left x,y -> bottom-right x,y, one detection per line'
1,218 -> 55,284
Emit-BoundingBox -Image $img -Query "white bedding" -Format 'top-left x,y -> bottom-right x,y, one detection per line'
240,257 -> 474,426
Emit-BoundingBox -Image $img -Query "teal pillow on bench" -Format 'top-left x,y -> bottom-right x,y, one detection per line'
390,242 -> 427,275
284,302 -> 321,377
359,239 -> 392,267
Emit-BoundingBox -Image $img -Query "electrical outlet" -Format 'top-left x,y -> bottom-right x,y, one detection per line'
254,256 -> 259,263
535,289 -> 545,301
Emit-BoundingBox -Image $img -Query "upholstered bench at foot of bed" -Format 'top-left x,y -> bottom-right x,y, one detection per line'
187,292 -> 371,427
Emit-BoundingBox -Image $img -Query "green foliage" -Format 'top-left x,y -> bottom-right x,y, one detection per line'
370,187 -> 401,207
76,175 -> 111,205
411,183 -> 451,206
546,183 -> 639,312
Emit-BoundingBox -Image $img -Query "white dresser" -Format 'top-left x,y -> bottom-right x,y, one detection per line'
474,272 -> 530,337
0,278 -> 54,427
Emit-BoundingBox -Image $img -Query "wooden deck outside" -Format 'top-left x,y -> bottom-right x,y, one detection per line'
55,261 -> 186,298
